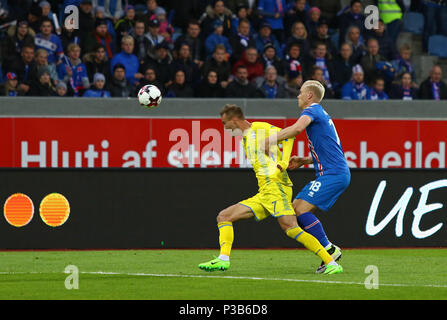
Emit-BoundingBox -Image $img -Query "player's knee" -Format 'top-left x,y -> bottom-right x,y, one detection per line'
217,209 -> 231,223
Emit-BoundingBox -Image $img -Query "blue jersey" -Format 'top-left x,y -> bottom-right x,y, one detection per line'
301,103 -> 349,177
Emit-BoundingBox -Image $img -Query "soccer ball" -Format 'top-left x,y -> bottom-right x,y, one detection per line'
138,84 -> 162,108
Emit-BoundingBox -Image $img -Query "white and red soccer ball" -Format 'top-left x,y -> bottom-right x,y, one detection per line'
138,84 -> 162,108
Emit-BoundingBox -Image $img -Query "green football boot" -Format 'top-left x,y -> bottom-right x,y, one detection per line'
198,258 -> 230,272
323,264 -> 343,274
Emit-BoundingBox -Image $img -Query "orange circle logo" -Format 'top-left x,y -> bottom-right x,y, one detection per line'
3,193 -> 34,227
39,193 -> 70,227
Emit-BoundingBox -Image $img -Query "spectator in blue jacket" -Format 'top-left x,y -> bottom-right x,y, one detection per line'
34,17 -> 64,65
254,22 -> 283,59
341,64 -> 371,100
205,20 -> 233,58
257,0 -> 287,42
83,72 -> 111,97
110,35 -> 143,86
369,77 -> 389,100
57,43 -> 90,96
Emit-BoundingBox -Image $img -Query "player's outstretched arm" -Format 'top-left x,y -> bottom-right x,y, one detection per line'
264,116 -> 312,152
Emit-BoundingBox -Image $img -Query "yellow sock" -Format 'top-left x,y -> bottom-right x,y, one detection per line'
286,226 -> 333,265
218,221 -> 234,256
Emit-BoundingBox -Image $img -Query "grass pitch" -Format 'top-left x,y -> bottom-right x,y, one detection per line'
0,248 -> 446,300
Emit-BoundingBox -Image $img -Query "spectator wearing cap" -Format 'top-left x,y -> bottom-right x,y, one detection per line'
2,20 -> 35,67
201,44 -> 232,89
107,63 -> 136,97
171,43 -> 201,85
84,44 -> 112,83
94,6 -> 117,45
83,18 -> 116,59
205,19 -> 233,58
286,21 -> 310,58
341,64 -> 371,100
254,22 -> 282,59
199,0 -> 233,38
55,81 -> 73,97
284,0 -> 309,39
175,20 -> 205,68
306,7 -> 321,38
79,0 -> 96,43
155,7 -> 174,45
338,0 -> 366,47
261,43 -> 285,77
165,69 -> 195,97
229,18 -> 256,62
308,0 -> 341,29
39,1 -> 52,19
92,0 -> 124,24
145,18 -> 166,59
110,35 -> 143,86
0,72 -> 20,97
57,43 -> 90,96
83,72 -> 111,97
232,47 -> 264,82
257,0 -> 287,42
115,5 -> 136,47
34,17 -> 64,65
27,67 -> 57,96
310,18 -> 337,57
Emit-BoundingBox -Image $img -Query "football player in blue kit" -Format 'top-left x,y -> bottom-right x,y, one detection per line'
264,80 -> 351,273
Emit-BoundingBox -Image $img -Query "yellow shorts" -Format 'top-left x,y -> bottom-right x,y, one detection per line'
239,183 -> 295,221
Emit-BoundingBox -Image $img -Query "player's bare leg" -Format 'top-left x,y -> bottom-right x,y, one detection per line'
293,199 -> 342,273
198,204 -> 253,271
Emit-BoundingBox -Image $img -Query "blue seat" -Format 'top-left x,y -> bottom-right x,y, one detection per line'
428,35 -> 447,58
403,12 -> 424,35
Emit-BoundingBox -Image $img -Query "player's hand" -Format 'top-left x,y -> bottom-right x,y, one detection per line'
277,164 -> 284,172
288,156 -> 307,170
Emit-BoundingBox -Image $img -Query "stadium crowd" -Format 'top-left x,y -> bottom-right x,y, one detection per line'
0,0 -> 446,100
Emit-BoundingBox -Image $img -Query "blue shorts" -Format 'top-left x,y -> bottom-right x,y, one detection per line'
295,173 -> 350,211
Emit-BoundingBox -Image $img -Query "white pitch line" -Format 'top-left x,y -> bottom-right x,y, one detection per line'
1,271 -> 447,289
81,271 -> 447,289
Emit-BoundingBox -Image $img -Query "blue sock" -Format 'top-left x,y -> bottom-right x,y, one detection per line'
297,212 -> 331,249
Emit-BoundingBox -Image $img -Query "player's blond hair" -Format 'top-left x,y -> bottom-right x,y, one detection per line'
301,80 -> 325,102
220,104 -> 245,120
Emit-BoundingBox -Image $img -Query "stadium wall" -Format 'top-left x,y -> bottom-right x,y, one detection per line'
0,168 -> 445,249
1,98 -> 447,169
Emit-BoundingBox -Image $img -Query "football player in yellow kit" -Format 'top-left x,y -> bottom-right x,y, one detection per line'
198,104 -> 343,274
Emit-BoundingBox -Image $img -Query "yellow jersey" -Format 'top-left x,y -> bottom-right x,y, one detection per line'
242,122 -> 295,191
